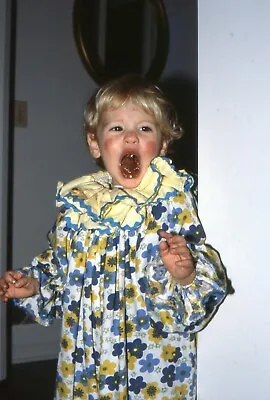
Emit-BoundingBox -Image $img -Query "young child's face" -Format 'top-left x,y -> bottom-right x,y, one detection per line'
88,101 -> 167,188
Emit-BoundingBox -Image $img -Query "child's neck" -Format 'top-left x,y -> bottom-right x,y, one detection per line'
112,184 -> 124,189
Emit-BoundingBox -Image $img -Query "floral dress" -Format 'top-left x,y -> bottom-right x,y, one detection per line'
14,157 -> 227,400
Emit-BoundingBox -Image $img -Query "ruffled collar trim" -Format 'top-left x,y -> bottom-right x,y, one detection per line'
56,157 -> 193,231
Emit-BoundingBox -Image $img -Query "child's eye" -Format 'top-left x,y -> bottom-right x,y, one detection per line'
110,126 -> 123,132
140,126 -> 153,132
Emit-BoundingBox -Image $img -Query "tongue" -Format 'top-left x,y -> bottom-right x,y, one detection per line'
120,154 -> 140,179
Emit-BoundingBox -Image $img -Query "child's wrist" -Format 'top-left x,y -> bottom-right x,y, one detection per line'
176,270 -> 196,286
32,278 -> 39,295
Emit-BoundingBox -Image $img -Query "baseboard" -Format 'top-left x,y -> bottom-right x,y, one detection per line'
12,320 -> 61,364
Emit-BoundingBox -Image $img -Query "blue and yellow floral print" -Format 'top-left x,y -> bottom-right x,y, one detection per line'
14,157 -> 227,400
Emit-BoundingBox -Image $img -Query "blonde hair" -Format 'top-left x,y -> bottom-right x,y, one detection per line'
84,75 -> 183,143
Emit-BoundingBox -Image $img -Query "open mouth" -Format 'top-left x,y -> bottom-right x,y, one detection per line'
120,153 -> 141,179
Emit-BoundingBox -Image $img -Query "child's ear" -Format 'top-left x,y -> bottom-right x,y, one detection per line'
86,133 -> 101,158
159,140 -> 169,156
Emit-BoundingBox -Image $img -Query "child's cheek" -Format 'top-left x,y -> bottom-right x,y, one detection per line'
103,137 -> 115,152
102,137 -> 160,157
145,141 -> 160,157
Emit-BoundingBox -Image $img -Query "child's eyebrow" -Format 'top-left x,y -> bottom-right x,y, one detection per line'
101,119 -> 156,128
100,119 -> 124,128
139,120 -> 156,125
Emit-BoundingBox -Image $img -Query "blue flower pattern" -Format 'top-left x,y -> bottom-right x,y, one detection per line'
13,157 -> 227,399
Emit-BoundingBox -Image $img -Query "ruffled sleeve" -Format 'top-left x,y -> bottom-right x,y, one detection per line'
13,207 -> 79,326
145,188 -> 227,334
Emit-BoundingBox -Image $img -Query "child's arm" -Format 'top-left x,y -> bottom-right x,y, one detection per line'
0,271 -> 38,302
159,231 -> 196,286
146,190 -> 227,334
8,207 -> 77,326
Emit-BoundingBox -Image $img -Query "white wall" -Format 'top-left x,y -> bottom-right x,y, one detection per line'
0,0 -> 11,382
198,1 -> 270,399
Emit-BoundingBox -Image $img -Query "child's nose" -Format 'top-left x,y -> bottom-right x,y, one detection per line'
124,130 -> 139,144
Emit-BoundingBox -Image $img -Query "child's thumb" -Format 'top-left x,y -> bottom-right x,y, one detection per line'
159,239 -> 168,254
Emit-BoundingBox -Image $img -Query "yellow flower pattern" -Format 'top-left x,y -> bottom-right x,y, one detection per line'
14,157 -> 227,399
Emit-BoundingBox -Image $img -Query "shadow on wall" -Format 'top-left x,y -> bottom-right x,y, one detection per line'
159,74 -> 198,176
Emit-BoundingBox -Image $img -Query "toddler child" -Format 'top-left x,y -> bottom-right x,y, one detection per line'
0,74 -> 227,400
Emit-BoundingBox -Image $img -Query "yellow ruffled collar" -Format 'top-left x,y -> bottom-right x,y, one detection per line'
56,157 -> 192,231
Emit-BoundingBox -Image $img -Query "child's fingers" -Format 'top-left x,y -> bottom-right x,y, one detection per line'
2,271 -> 22,285
159,233 -> 189,256
159,239 -> 169,256
0,294 -> 9,302
0,286 -> 8,298
175,257 -> 194,269
168,239 -> 191,259
10,271 -> 24,282
0,288 -> 8,297
167,235 -> 187,248
159,239 -> 168,250
0,272 -> 16,300
159,231 -> 188,248
172,247 -> 192,259
0,279 -> 10,301
3,271 -> 30,287
158,230 -> 173,241
0,278 -> 8,290
14,275 -> 32,288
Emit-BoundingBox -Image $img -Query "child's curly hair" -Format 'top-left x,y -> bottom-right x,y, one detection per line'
84,74 -> 183,165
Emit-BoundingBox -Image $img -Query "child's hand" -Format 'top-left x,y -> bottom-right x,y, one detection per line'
159,231 -> 196,285
0,271 -> 39,302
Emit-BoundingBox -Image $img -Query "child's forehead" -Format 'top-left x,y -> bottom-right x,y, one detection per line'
103,97 -> 140,110
100,100 -> 153,119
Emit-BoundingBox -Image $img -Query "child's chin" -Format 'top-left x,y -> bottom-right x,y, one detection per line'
119,176 -> 142,189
